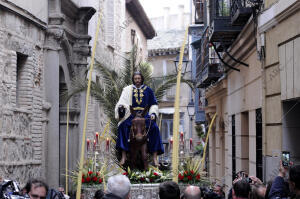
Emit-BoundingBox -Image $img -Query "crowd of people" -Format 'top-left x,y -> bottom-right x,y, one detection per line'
1,162 -> 299,199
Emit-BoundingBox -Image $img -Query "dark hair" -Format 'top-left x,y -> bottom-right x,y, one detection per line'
236,171 -> 247,178
265,180 -> 273,199
94,189 -> 104,199
289,165 -> 300,190
233,178 -> 251,198
159,181 -> 180,199
132,71 -> 144,85
23,179 -> 48,193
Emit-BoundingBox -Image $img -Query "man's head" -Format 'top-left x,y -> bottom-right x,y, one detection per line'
107,174 -> 131,199
250,184 -> 266,199
213,185 -> 224,197
132,71 -> 144,87
159,181 -> 180,199
24,179 -> 48,199
58,187 -> 65,194
233,178 -> 251,199
289,165 -> 300,194
183,185 -> 201,199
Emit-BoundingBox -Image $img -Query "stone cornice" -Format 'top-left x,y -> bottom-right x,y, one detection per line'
205,78 -> 228,101
258,0 -> 300,33
0,0 -> 47,30
148,46 -> 188,57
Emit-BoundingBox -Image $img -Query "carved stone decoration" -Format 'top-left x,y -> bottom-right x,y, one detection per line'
0,165 -> 42,186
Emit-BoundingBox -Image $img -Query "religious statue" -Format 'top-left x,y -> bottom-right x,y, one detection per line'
115,71 -> 164,168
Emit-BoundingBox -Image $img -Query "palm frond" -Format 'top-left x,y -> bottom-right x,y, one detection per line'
95,62 -> 120,93
60,77 -> 88,105
154,77 -> 177,103
139,62 -> 153,86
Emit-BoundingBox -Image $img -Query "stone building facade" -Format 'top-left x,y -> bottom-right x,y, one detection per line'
0,0 -> 155,189
258,0 -> 300,180
191,0 -> 300,191
0,0 -> 96,188
0,0 -> 47,185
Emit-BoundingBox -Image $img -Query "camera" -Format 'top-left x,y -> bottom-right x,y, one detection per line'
0,180 -> 29,199
246,177 -> 252,184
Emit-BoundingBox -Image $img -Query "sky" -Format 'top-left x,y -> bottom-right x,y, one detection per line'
140,0 -> 191,19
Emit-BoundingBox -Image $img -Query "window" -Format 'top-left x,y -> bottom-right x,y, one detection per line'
232,115 -> 236,181
256,108 -> 263,180
16,52 -> 28,107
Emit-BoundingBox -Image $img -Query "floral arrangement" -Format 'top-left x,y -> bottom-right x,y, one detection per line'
81,171 -> 103,184
178,170 -> 201,183
178,157 -> 210,185
70,158 -> 107,187
122,167 -> 171,184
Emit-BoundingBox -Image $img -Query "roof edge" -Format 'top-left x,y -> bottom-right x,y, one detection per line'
126,0 -> 156,39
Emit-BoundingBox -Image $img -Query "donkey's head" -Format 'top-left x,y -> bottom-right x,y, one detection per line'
130,106 -> 149,142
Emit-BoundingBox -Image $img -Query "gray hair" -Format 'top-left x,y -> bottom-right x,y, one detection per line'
184,185 -> 201,199
107,175 -> 131,199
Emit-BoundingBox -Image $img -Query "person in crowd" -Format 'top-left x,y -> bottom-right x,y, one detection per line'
269,162 -> 300,199
214,184 -> 225,198
159,181 -> 180,199
58,187 -> 69,199
233,178 -> 251,199
94,189 -> 104,199
23,179 -> 48,199
251,184 -> 267,199
265,181 -> 273,199
228,171 -> 248,199
103,175 -> 131,199
182,185 -> 201,199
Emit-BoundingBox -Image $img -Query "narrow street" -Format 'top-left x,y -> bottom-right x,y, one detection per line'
0,0 -> 300,199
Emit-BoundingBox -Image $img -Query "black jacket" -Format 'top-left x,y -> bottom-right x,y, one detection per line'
103,193 -> 123,199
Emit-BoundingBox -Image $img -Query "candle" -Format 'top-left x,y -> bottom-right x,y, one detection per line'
87,139 -> 90,151
180,132 -> 184,143
169,137 -> 173,150
93,139 -> 96,151
95,132 -> 99,144
106,138 -> 110,152
190,138 -> 193,151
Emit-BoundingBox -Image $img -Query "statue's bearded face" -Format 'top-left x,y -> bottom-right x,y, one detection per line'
133,74 -> 142,87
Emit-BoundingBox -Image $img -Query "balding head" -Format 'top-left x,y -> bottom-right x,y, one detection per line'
183,186 -> 201,199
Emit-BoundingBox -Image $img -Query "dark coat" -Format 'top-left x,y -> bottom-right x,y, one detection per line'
103,193 -> 123,199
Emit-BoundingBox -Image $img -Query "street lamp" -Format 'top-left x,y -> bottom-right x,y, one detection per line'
187,99 -> 195,118
173,54 -> 189,75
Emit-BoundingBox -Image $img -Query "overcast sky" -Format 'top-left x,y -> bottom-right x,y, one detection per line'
140,0 -> 191,18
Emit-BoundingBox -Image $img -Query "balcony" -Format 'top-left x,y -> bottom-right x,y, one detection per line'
231,0 -> 253,26
209,0 -> 243,43
196,28 -> 223,88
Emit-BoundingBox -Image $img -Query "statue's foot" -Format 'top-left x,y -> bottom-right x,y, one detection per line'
120,157 -> 126,166
153,159 -> 160,167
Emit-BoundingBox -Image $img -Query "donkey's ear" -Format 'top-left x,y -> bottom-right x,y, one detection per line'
130,106 -> 136,117
141,105 -> 149,117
